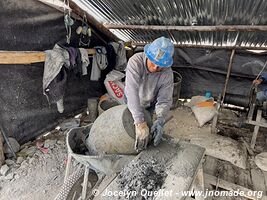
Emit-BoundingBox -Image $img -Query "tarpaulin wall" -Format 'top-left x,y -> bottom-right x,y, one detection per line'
0,0 -> 105,143
173,48 -> 267,106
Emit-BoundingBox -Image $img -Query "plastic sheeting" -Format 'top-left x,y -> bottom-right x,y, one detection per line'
0,0 -> 105,143
173,48 -> 267,106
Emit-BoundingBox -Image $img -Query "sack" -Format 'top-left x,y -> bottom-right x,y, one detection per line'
104,70 -> 125,104
186,96 -> 216,127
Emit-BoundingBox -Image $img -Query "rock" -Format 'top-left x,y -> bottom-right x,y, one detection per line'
16,157 -> 24,164
5,159 -> 15,166
0,165 -> 9,176
5,172 -> 14,180
0,176 -> 5,181
3,137 -> 20,154
20,160 -> 28,168
28,157 -> 36,165
59,119 -> 80,131
44,139 -> 57,148
20,141 -> 32,149
56,140 -> 64,145
19,146 -> 36,157
14,174 -> 20,179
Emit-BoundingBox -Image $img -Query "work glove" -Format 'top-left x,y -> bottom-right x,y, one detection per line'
151,117 -> 165,146
135,122 -> 150,152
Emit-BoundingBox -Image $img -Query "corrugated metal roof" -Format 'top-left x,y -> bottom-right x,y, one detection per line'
73,0 -> 267,48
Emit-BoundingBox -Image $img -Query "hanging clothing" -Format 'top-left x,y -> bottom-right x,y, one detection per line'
90,46 -> 108,81
79,48 -> 90,75
60,45 -> 83,78
43,44 -> 70,113
110,41 -> 127,71
43,44 -> 86,113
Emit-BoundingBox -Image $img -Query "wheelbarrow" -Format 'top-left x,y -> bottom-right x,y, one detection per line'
55,124 -> 135,200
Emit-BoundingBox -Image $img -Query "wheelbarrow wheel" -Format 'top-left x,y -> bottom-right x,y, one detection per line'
55,167 -> 98,200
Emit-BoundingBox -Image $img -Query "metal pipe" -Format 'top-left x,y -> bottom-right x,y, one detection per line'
104,24 -> 267,32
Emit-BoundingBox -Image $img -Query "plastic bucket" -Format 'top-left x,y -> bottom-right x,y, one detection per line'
172,71 -> 182,109
98,96 -> 120,115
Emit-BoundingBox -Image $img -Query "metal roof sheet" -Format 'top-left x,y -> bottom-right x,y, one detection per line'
73,0 -> 267,49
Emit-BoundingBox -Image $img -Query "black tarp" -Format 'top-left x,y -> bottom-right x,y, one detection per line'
0,0 -> 106,143
173,48 -> 267,106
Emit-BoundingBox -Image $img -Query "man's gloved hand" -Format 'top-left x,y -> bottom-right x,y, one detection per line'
151,117 -> 165,146
135,122 -> 150,152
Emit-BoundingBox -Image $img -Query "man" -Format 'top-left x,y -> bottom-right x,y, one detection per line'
124,36 -> 174,152
253,72 -> 267,119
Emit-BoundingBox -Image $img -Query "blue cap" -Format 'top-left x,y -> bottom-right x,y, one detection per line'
144,36 -> 174,68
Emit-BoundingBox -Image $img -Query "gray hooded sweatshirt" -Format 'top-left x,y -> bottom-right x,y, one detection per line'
124,52 -> 174,124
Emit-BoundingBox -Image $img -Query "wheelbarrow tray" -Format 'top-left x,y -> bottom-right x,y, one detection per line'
66,124 -> 135,175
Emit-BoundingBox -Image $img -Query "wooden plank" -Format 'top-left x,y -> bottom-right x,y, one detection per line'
0,51 -> 46,64
235,166 -> 252,189
203,156 -> 218,200
203,156 -> 219,177
251,169 -> 266,195
193,167 -> 205,200
263,171 -> 267,194
0,49 -> 96,64
205,173 -> 265,200
93,174 -> 118,200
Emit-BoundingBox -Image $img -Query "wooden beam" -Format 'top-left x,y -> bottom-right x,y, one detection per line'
0,51 -> 46,64
37,0 -> 81,20
38,0 -> 71,10
204,173 -> 266,200
132,42 -> 267,50
0,49 -> 96,64
69,0 -> 119,42
105,24 -> 267,32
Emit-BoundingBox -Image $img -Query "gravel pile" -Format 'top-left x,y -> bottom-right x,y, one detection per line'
117,158 -> 166,200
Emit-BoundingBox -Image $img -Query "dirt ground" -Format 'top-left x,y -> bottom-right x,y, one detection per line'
0,131 -> 68,200
0,105 -> 265,200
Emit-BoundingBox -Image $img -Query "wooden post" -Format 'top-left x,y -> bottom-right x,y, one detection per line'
193,166 -> 205,200
221,49 -> 236,104
0,131 -> 5,167
251,110 -> 262,149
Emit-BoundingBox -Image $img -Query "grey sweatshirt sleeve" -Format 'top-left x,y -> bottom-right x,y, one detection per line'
155,70 -> 174,120
125,58 -> 145,124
